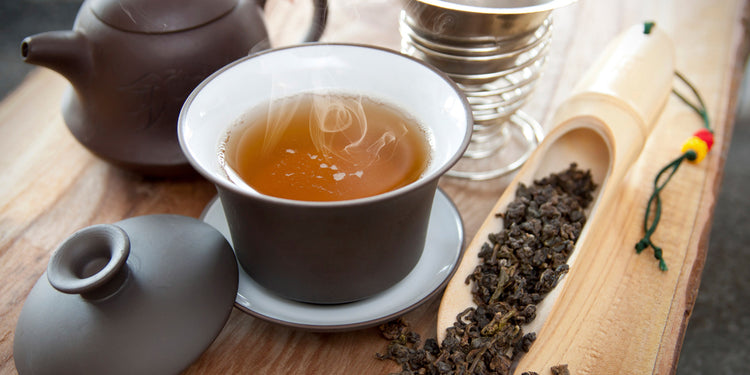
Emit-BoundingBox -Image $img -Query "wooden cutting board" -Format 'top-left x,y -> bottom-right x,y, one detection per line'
0,0 -> 748,374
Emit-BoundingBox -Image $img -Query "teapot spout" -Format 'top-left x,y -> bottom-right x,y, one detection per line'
21,31 -> 92,89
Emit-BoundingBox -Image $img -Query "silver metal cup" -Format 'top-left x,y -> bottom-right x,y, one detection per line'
400,0 -> 575,180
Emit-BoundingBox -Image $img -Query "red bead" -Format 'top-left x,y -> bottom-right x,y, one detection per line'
693,129 -> 714,150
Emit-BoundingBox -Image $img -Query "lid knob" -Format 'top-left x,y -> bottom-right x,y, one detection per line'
47,224 -> 130,297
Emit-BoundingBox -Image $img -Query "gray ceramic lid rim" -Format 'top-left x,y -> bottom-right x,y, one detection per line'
89,0 -> 239,33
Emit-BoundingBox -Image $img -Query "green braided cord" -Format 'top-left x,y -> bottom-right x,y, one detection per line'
643,21 -> 655,34
635,151 -> 696,271
673,70 -> 712,132
635,46 -> 710,271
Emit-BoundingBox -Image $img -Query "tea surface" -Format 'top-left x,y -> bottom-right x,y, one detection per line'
224,94 -> 431,201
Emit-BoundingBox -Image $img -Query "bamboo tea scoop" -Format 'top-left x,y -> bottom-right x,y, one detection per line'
437,23 -> 676,344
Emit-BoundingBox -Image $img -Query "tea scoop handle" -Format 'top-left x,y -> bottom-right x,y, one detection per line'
259,0 -> 328,42
47,224 -> 130,298
564,22 -> 674,140
550,22 -> 675,185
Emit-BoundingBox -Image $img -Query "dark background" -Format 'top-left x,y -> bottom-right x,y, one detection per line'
1,1 -> 748,373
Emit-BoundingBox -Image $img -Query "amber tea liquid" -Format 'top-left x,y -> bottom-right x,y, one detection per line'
224,93 -> 431,201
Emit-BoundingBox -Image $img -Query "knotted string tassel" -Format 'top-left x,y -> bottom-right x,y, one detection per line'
635,66 -> 713,271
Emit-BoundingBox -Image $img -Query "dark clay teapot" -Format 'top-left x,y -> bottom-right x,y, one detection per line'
21,0 -> 328,177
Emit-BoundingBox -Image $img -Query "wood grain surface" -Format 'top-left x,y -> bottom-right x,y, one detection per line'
1,0 -> 748,374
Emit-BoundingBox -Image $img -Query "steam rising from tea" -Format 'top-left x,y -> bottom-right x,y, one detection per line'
223,93 -> 431,201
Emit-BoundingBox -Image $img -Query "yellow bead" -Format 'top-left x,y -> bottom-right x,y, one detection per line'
681,136 -> 708,163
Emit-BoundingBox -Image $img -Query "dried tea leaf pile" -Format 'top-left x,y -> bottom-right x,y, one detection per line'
378,164 -> 596,375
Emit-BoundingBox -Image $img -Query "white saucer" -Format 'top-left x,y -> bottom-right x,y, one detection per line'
200,188 -> 464,332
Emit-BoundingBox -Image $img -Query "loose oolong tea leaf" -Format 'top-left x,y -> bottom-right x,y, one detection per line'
377,164 -> 596,375
520,366 -> 569,375
550,364 -> 570,375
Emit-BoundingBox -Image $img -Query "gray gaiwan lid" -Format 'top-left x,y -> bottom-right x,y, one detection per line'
13,214 -> 238,375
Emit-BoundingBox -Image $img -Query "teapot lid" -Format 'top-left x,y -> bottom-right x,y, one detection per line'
13,215 -> 239,374
89,0 -> 239,33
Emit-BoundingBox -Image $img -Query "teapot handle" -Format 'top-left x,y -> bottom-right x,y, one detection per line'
258,0 -> 328,42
